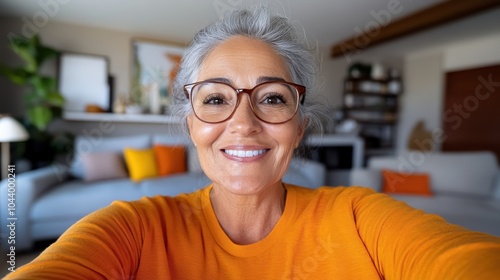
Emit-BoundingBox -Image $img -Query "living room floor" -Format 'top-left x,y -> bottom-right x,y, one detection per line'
1,240 -> 54,278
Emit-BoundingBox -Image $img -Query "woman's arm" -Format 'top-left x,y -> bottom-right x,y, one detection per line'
352,190 -> 500,280
4,200 -> 144,280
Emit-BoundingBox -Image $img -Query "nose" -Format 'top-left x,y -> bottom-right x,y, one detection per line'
227,95 -> 262,135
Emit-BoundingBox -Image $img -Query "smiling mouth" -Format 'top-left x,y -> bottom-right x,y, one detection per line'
223,149 -> 268,158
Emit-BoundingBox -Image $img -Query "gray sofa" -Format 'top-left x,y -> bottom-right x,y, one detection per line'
350,151 -> 500,236
0,134 -> 326,252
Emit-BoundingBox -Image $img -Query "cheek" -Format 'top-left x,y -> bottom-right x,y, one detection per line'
274,122 -> 303,150
190,119 -> 222,153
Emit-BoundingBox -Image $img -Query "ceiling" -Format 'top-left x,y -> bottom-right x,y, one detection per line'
0,0 -> 444,47
1,0 -> 499,60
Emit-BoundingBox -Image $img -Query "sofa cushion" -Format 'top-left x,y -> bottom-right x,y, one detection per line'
154,145 -> 187,176
82,152 -> 127,181
390,194 -> 500,236
418,152 -> 497,197
282,158 -> 326,188
282,171 -> 316,189
369,152 -> 498,197
71,134 -> 151,178
350,169 -> 382,191
494,170 -> 500,200
382,170 -> 432,196
140,172 -> 211,197
31,179 -> 143,222
124,148 -> 158,181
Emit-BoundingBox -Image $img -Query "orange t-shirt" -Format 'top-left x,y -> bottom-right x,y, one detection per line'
5,185 -> 500,279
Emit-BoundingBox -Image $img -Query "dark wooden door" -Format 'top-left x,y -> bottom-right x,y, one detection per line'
443,64 -> 500,161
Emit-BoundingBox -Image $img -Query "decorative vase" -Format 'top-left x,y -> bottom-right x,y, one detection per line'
149,82 -> 161,114
125,105 -> 143,114
113,96 -> 127,114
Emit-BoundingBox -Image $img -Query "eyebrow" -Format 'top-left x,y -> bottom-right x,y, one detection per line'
256,76 -> 287,84
203,77 -> 231,84
202,76 -> 287,87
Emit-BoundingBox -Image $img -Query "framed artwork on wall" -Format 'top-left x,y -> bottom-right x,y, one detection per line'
58,52 -> 111,112
131,38 -> 186,114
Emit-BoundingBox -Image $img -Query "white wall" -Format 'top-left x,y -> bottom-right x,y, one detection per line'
0,16 -> 349,111
0,17 -> 351,137
444,35 -> 500,72
0,16 -> 159,111
39,22 -> 134,98
397,51 -> 444,153
0,16 -> 188,136
396,32 -> 500,153
3,14 -> 498,144
316,46 -> 349,110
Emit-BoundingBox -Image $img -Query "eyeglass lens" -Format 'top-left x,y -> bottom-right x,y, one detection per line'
191,82 -> 299,123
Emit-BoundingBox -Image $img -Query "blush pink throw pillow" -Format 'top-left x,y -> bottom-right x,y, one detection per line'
82,152 -> 128,182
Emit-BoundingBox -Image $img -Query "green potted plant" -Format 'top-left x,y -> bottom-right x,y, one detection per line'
0,34 -> 64,130
0,34 -> 71,168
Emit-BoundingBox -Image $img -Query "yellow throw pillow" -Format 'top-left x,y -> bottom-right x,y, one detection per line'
124,147 -> 158,182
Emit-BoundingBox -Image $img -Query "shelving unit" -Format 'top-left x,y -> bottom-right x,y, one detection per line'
342,77 -> 402,153
63,111 -> 181,124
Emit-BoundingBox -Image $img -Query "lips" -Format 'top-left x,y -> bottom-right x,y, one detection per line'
223,149 -> 268,158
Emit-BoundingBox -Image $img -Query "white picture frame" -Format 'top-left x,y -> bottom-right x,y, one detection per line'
59,52 -> 110,112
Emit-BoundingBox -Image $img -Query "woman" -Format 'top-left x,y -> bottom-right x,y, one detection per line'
6,6 -> 500,280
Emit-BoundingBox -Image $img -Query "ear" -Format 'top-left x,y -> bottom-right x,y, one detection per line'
295,117 -> 307,148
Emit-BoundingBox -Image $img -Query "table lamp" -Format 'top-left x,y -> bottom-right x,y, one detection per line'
0,115 -> 29,180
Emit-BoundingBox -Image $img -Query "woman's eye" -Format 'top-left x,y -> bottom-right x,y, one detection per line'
202,94 -> 226,105
263,94 -> 286,104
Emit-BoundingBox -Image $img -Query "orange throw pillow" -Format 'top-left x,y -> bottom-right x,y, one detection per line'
154,145 -> 187,176
382,169 -> 432,196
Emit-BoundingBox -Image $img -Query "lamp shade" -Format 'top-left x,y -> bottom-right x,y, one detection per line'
0,116 -> 29,142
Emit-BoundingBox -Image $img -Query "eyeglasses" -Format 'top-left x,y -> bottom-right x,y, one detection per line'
183,80 -> 306,124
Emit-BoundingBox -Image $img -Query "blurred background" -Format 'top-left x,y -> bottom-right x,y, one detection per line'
1,0 -> 500,274
1,0 -> 499,170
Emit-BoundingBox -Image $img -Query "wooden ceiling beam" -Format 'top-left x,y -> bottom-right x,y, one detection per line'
331,0 -> 500,58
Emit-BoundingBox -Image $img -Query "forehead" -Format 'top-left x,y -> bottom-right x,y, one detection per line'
198,36 -> 292,82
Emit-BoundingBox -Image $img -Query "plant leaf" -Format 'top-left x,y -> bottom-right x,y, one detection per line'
25,92 -> 41,105
27,106 -> 52,131
37,46 -> 59,66
46,92 -> 65,107
0,65 -> 35,85
28,76 -> 48,97
9,36 -> 37,72
40,77 -> 57,91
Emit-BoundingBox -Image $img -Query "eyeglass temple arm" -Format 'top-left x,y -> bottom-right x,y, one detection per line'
183,85 -> 192,99
300,92 -> 306,105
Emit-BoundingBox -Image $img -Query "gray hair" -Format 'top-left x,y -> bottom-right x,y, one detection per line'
171,6 -> 324,137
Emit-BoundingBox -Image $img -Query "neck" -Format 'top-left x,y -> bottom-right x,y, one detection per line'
210,183 -> 286,245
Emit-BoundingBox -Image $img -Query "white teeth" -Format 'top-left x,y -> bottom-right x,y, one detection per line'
224,149 -> 267,158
